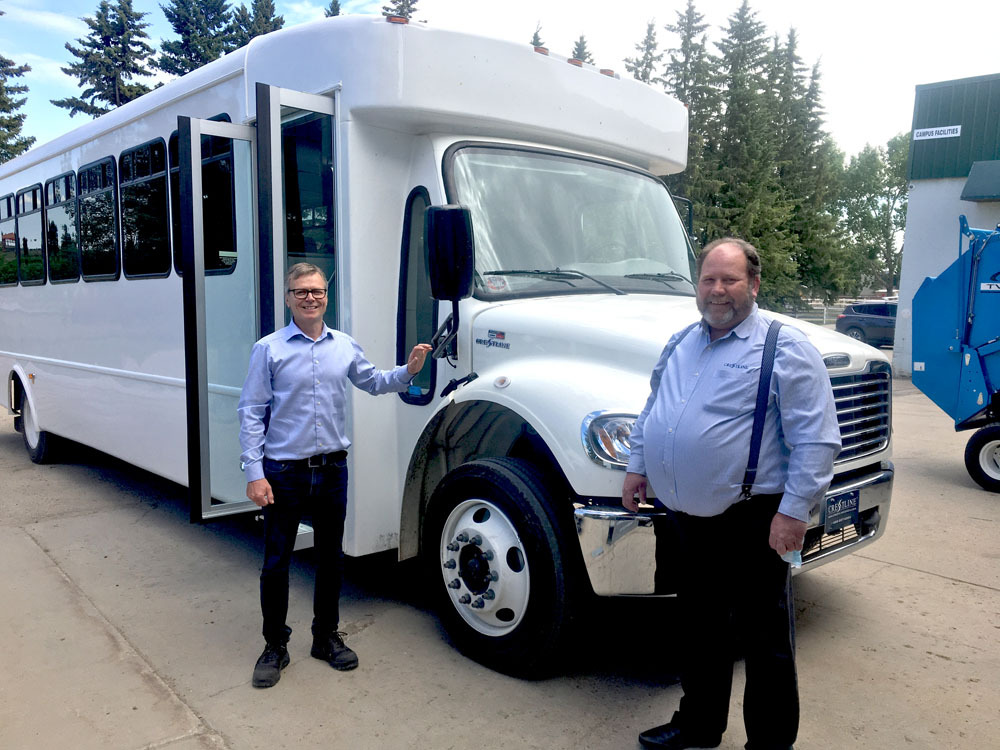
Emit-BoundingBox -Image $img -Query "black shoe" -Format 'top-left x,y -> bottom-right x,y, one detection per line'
638,723 -> 721,750
311,631 -> 359,671
252,643 -> 289,688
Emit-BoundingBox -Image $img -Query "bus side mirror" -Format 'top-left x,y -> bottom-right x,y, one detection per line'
425,205 -> 474,365
426,205 -> 474,302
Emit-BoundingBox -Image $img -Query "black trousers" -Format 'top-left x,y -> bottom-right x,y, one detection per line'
668,494 -> 798,750
260,456 -> 348,646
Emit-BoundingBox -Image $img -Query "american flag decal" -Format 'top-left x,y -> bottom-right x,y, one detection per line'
488,330 -> 505,340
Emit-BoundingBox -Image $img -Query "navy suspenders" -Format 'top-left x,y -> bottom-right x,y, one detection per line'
741,319 -> 783,500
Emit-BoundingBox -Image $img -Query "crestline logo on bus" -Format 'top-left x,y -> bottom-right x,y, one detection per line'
475,330 -> 511,349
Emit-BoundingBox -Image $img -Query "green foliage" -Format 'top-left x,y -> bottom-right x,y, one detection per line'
229,0 -> 284,50
571,35 -> 594,64
530,22 -> 544,48
383,0 -> 419,19
325,1 -> 341,17
0,6 -> 35,162
51,0 -> 155,118
839,133 -> 909,295
624,21 -> 663,85
157,0 -> 233,76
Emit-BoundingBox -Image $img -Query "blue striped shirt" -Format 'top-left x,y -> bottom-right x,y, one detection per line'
626,306 -> 841,522
238,321 -> 413,482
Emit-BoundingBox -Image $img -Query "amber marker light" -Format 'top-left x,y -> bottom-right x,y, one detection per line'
567,58 -> 583,67
386,15 -> 408,24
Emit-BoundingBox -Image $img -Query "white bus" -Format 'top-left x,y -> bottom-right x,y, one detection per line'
0,15 -> 894,673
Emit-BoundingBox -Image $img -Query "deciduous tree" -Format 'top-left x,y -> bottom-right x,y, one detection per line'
52,0 -> 155,117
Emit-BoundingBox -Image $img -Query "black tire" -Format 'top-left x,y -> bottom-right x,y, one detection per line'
20,390 -> 56,464
845,326 -> 866,343
423,457 -> 574,676
964,425 -> 1000,493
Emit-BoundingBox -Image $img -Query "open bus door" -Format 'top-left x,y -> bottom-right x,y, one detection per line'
180,85 -> 338,530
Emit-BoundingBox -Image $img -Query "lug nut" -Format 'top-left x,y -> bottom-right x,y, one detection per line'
483,550 -> 494,561
456,532 -> 469,543
443,559 -> 456,569
471,598 -> 485,609
470,535 -> 483,546
488,570 -> 499,582
483,589 -> 496,600
458,594 -> 471,604
446,542 -> 460,551
447,578 -> 461,589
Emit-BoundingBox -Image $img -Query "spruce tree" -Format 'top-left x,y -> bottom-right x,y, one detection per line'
382,0 -> 419,19
325,1 -> 341,17
228,0 -> 284,50
157,0 -> 233,76
530,22 -> 544,48
52,0 -> 155,117
624,21 -> 663,84
0,6 -> 35,162
571,35 -> 594,64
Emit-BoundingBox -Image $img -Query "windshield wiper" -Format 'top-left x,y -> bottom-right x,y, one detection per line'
482,268 -> 626,295
623,271 -> 693,286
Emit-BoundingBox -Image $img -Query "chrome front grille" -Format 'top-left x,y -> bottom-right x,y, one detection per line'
831,370 -> 891,464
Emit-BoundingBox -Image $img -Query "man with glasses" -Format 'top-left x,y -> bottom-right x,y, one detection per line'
239,262 -> 432,688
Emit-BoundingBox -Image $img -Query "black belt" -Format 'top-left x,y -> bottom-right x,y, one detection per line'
295,450 -> 348,468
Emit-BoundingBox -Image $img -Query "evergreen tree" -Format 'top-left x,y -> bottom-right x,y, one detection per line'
624,21 -> 662,84
713,0 -> 798,306
571,35 -> 594,64
228,0 -> 284,50
52,0 -> 155,117
661,0 -> 721,245
382,0 -> 419,19
839,133 -> 909,295
0,6 -> 36,162
324,1 -> 341,16
157,0 -> 232,76
530,22 -> 544,48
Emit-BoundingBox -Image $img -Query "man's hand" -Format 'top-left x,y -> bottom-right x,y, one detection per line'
769,511 -> 807,556
407,343 -> 433,374
621,472 -> 648,512
247,478 -> 274,507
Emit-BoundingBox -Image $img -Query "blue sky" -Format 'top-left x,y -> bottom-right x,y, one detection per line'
3,0 -> 999,159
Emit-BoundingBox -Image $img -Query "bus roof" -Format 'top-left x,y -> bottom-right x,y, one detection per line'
2,15 -> 687,179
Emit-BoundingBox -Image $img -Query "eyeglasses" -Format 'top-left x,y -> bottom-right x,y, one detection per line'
288,288 -> 327,300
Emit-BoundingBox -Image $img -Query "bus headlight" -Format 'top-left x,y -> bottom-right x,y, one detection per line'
581,411 -> 636,469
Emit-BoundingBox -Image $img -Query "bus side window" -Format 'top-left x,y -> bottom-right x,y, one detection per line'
45,173 -> 81,283
168,114 -> 237,276
15,185 -> 45,285
78,157 -> 120,281
121,139 -> 171,278
396,187 -> 436,404
0,194 -> 16,286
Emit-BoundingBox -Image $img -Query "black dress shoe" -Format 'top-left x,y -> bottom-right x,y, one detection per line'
638,722 -> 722,750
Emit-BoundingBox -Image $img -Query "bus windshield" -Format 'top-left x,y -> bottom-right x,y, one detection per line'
448,146 -> 695,299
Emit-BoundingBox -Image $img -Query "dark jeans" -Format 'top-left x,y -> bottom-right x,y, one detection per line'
260,456 -> 348,646
668,494 -> 798,750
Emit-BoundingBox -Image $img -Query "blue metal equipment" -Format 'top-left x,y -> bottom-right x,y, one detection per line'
912,217 -> 1000,491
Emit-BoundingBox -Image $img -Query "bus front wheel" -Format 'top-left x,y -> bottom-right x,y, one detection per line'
423,457 -> 574,676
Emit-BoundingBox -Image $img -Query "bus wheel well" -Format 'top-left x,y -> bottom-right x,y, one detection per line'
399,400 -> 573,561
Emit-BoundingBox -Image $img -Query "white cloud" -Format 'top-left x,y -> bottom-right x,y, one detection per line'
284,1 -> 328,25
2,4 -> 87,38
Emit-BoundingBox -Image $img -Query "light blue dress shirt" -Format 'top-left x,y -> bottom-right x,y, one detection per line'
626,306 -> 842,522
238,321 -> 413,482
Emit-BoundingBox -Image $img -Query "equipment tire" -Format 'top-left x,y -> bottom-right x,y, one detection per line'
20,390 -> 56,464
845,327 -> 866,343
423,457 -> 574,676
964,425 -> 1000,493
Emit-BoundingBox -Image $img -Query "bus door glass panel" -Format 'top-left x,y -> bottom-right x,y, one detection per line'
281,111 -> 336,327
121,139 -> 170,277
45,174 -> 80,282
79,158 -> 119,280
398,188 -> 435,402
15,186 -> 45,285
0,194 -> 16,286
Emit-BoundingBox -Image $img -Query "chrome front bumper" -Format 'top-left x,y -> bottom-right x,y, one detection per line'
573,465 -> 894,596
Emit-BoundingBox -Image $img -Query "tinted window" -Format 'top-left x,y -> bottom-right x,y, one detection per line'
45,173 -> 80,282
397,188 -> 435,403
0,194 -> 16,286
78,158 -> 119,280
15,185 -> 45,284
121,139 -> 170,277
